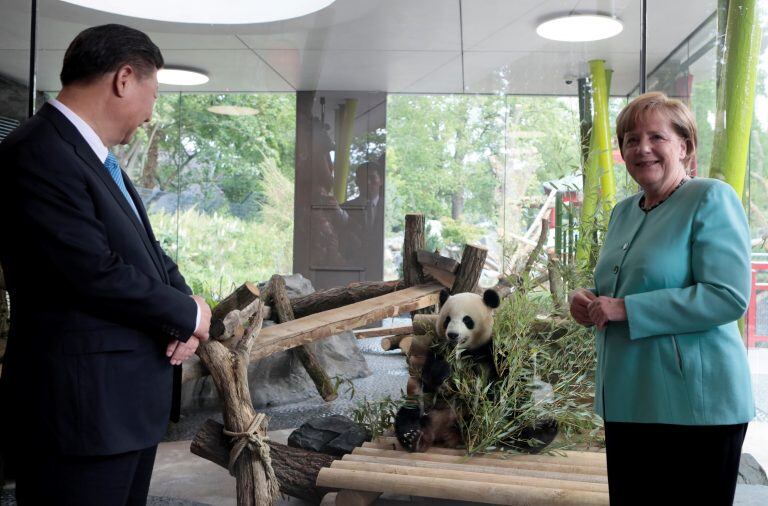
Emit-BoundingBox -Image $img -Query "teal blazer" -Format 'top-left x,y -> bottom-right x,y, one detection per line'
593,177 -> 754,425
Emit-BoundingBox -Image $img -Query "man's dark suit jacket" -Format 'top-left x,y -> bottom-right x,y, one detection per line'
0,103 -> 197,456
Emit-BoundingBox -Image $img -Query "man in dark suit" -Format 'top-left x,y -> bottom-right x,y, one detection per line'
0,24 -> 212,505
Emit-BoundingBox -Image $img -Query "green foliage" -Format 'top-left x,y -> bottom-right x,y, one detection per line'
439,217 -> 483,248
351,395 -> 401,441
151,160 -> 294,302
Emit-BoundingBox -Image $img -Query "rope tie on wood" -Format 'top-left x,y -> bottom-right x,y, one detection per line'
223,413 -> 280,499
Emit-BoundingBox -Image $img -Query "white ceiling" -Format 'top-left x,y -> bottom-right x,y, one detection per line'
0,0 -> 717,95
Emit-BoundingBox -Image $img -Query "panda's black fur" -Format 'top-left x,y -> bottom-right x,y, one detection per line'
394,288 -> 558,453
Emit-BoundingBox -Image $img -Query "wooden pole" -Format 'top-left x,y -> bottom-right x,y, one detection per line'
403,214 -> 426,288
195,301 -> 278,506
451,244 -> 487,294
265,275 -> 337,402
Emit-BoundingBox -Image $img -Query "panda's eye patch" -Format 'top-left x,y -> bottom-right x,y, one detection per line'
443,316 -> 451,328
462,316 -> 474,329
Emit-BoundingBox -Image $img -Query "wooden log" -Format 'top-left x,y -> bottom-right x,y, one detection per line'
212,282 -> 260,322
412,314 -> 438,335
342,454 -> 606,485
316,468 -> 609,505
191,418 -> 334,503
403,214 -> 426,288
350,447 -> 605,476
451,244 -> 487,294
354,325 -> 412,339
421,265 -> 456,289
380,333 -> 410,351
518,219 -> 549,288
417,250 -> 460,273
265,275 -> 337,402
364,439 -> 607,466
330,460 -> 609,494
250,284 -> 442,362
398,336 -> 413,355
195,300 -> 277,506
291,281 -> 404,319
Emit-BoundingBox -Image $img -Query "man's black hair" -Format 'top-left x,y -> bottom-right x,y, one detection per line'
60,24 -> 164,86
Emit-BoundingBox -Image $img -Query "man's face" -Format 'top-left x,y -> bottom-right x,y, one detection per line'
120,68 -> 158,145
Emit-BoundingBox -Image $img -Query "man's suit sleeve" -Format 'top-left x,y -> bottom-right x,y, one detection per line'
6,142 -> 196,340
156,241 -> 192,296
624,182 -> 751,339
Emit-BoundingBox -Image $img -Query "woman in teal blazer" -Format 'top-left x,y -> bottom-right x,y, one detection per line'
570,92 -> 753,506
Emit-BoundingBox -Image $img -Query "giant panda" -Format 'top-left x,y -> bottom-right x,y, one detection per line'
394,288 -> 558,453
395,288 -> 499,452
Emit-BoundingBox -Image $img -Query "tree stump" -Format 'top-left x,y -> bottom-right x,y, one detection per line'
451,244 -> 487,294
195,300 -> 279,506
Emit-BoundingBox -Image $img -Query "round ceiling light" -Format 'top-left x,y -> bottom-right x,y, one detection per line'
158,68 -> 209,86
536,14 -> 623,42
207,105 -> 260,116
60,0 -> 338,24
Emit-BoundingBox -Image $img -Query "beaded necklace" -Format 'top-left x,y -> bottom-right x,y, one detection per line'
639,177 -> 690,212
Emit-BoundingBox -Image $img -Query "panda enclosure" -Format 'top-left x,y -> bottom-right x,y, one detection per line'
185,212 -> 592,505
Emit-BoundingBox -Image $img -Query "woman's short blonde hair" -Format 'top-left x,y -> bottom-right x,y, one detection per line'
616,91 -> 698,169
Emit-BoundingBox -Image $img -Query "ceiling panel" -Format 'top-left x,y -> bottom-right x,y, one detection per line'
0,0 -> 720,96
257,49 -> 460,92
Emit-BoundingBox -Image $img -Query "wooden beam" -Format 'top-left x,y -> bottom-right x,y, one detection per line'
250,284 -> 442,362
353,325 -> 413,339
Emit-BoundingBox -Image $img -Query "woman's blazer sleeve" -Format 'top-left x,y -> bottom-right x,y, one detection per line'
624,181 -> 751,339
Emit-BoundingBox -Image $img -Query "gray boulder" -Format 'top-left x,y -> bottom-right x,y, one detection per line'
288,415 -> 368,456
739,453 -> 768,485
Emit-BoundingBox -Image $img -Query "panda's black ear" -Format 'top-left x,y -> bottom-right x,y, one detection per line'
483,289 -> 500,309
439,288 -> 450,307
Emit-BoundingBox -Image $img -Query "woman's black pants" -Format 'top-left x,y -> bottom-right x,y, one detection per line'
604,421 -> 748,506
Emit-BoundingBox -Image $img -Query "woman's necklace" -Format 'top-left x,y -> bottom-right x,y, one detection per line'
639,177 -> 690,212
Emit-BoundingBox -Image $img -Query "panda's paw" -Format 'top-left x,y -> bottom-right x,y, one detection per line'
514,418 -> 559,454
394,404 -> 423,452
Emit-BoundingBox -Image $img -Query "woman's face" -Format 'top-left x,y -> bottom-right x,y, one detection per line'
621,111 -> 688,194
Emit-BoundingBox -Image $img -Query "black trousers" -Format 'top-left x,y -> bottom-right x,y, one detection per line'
604,422 -> 748,506
14,445 -> 158,506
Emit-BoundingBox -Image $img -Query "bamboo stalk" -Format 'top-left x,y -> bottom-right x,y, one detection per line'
590,61 -> 615,225
710,0 -> 762,199
332,99 -> 358,203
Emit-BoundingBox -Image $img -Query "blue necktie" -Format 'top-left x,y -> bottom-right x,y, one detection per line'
104,152 -> 140,219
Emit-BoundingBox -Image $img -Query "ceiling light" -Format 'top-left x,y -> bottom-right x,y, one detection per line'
207,105 -> 259,116
536,14 -> 623,42
60,0 -> 338,24
158,68 -> 209,86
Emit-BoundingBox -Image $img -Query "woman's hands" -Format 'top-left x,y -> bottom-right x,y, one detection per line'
569,288 -> 597,326
569,289 -> 627,329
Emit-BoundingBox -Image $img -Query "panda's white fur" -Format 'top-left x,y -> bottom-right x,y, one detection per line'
436,289 -> 499,359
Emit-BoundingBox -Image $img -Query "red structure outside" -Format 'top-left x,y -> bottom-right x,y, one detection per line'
747,261 -> 768,349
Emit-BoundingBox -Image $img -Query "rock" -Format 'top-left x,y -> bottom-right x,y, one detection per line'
287,415 -> 368,456
181,274 -> 371,411
739,453 -> 768,485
